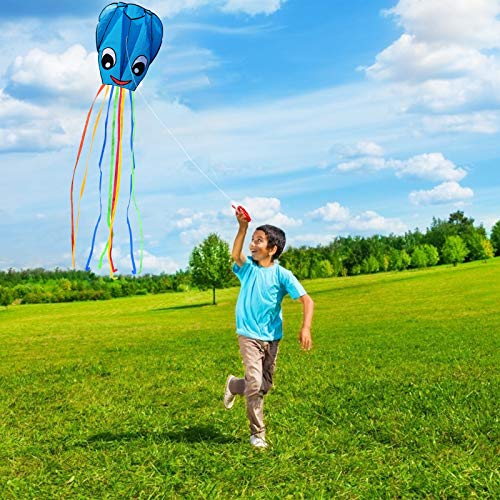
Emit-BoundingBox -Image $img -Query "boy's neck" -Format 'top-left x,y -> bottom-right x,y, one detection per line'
257,257 -> 275,268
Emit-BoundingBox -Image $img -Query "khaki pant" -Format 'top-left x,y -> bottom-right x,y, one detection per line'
229,335 -> 280,439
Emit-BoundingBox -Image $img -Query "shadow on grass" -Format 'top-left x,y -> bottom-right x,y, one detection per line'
80,424 -> 236,447
151,303 -> 212,312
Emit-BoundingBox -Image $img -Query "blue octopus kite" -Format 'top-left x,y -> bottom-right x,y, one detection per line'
70,2 -> 163,276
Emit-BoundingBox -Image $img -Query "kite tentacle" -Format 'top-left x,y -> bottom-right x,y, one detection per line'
70,83 -> 105,268
126,90 -> 144,275
86,85 -> 114,271
75,85 -> 110,260
107,87 -> 126,276
98,87 -> 120,270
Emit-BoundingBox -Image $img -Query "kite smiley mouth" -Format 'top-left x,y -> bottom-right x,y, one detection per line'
110,75 -> 132,86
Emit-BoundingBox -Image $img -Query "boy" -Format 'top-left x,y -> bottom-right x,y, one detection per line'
223,208 -> 314,448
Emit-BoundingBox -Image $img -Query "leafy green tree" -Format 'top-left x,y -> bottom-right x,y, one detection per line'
466,232 -> 491,262
189,233 -> 233,305
361,255 -> 379,274
411,247 -> 428,268
490,220 -> 500,256
480,238 -> 494,261
0,286 -> 13,307
442,236 -> 469,266
422,244 -> 439,266
310,259 -> 334,279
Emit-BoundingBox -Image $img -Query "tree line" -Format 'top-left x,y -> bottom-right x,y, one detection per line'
0,268 -> 191,307
279,211 -> 499,280
1,211 -> 499,307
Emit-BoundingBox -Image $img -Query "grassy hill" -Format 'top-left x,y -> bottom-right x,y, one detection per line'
1,259 -> 499,498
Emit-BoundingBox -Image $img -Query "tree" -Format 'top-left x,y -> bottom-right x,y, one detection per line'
411,247 -> 428,268
441,235 -> 468,266
480,238 -> 494,261
0,286 -> 13,307
422,244 -> 439,266
491,220 -> 500,256
189,233 -> 233,305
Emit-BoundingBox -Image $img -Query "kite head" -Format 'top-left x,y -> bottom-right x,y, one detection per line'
96,2 -> 163,91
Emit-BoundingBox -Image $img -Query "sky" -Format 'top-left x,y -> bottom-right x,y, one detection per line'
0,0 -> 499,274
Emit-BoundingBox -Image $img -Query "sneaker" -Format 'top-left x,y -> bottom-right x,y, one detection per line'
250,435 -> 268,449
223,375 -> 236,409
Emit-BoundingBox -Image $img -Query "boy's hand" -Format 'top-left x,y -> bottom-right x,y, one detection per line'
235,207 -> 250,228
298,327 -> 312,351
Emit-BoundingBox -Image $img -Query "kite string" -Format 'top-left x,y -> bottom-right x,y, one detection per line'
135,86 -> 233,203
124,38 -> 234,205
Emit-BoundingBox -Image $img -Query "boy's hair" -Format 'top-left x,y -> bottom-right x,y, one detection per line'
256,224 -> 286,261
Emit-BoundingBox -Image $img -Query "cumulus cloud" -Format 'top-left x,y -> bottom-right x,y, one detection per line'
409,181 -> 474,205
309,202 -> 407,235
239,197 -> 302,227
389,153 -> 467,182
0,89 -> 70,152
308,202 -> 350,222
385,0 -> 500,48
365,0 -> 500,117
7,45 -> 100,102
331,142 -> 467,183
112,248 -> 180,274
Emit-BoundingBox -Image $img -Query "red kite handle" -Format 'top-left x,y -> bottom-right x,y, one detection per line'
232,204 -> 252,222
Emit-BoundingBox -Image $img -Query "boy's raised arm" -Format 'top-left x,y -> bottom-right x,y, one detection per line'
232,210 -> 248,267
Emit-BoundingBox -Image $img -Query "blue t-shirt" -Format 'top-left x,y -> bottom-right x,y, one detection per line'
232,257 -> 306,341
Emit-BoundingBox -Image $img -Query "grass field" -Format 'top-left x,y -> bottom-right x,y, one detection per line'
1,259 -> 499,498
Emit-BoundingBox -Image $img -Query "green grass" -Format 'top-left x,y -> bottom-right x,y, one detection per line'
1,260 -> 499,498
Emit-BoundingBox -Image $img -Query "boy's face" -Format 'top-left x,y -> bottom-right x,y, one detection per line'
250,230 -> 277,263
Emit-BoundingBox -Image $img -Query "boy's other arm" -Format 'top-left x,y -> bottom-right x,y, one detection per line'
232,210 -> 249,267
298,294 -> 314,350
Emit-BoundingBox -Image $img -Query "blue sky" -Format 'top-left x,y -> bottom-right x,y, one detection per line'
1,0 -> 499,274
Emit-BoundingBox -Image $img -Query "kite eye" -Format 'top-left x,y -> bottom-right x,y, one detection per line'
101,48 -> 116,70
131,55 -> 148,77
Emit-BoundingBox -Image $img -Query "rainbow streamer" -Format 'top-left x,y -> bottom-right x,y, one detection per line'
73,85 -> 143,277
70,83 -> 105,268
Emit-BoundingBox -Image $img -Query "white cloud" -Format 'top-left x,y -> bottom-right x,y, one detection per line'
111,247 -> 180,275
308,202 -> 350,222
7,45 -> 100,101
365,0 -> 500,115
332,143 -> 467,183
345,211 -> 407,233
239,197 -> 302,227
385,0 -> 500,48
409,181 -> 474,205
309,202 -> 407,235
138,251 -> 180,274
389,153 -> 467,182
